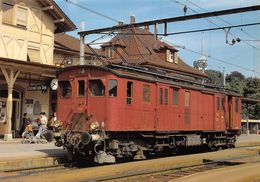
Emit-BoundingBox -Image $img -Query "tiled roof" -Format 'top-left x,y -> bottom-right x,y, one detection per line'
101,27 -> 206,78
39,0 -> 76,33
54,33 -> 96,55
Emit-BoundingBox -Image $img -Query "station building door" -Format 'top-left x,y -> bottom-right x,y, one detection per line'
0,89 -> 22,131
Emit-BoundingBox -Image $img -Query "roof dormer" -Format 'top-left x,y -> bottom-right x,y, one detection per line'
166,49 -> 178,64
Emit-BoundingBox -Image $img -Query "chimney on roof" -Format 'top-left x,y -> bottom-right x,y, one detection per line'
130,15 -> 136,24
144,25 -> 149,31
143,20 -> 149,32
118,21 -> 124,26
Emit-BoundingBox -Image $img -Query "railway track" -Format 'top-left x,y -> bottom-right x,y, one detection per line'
0,158 -> 243,182
89,159 -> 244,182
1,145 -> 260,182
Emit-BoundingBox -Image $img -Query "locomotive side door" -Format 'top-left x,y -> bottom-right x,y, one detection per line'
228,96 -> 241,130
155,84 -> 170,131
214,95 -> 225,131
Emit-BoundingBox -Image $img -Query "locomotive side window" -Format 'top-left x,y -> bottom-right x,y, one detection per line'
78,80 -> 85,97
185,91 -> 190,107
109,80 -> 117,97
164,88 -> 168,105
235,98 -> 239,112
89,80 -> 105,96
217,97 -> 220,110
221,97 -> 225,110
172,88 -> 179,106
159,88 -> 163,105
127,81 -> 133,104
59,81 -> 72,98
143,84 -> 150,103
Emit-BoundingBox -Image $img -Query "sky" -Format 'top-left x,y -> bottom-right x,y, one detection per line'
55,0 -> 260,77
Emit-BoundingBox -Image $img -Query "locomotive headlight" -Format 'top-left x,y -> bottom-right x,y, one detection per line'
90,121 -> 100,131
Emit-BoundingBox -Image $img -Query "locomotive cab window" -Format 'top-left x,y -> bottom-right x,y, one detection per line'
127,81 -> 133,104
59,81 -> 72,98
109,79 -> 117,97
89,80 -> 105,96
78,80 -> 85,97
143,84 -> 150,103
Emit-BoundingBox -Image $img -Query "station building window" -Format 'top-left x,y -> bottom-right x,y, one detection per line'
89,80 -> 105,96
109,79 -> 117,97
164,88 -> 168,105
78,80 -> 85,97
143,84 -> 150,103
105,47 -> 114,58
166,50 -> 173,63
159,88 -> 163,105
59,81 -> 72,98
126,81 -> 133,104
2,0 -> 14,25
172,88 -> 179,106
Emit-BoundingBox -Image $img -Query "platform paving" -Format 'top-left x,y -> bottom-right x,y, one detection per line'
0,139 -> 67,171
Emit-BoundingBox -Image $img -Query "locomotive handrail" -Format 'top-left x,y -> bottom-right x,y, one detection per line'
108,63 -> 241,96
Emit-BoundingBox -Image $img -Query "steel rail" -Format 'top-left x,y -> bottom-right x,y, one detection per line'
86,155 -> 258,182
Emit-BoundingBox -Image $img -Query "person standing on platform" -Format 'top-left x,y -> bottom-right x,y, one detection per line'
20,113 -> 29,136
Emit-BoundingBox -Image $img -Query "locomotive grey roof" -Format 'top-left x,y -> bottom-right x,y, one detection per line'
58,65 -> 241,97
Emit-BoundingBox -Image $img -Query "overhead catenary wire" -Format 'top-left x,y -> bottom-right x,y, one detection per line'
64,0 -> 119,23
81,22 -> 260,37
186,0 -> 259,40
159,22 -> 260,36
169,42 -> 260,75
170,0 -> 260,52
63,0 -> 259,75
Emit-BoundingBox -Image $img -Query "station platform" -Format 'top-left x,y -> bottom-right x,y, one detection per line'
0,139 -> 66,171
0,135 -> 260,171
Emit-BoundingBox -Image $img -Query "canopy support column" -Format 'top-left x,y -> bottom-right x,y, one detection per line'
1,68 -> 20,140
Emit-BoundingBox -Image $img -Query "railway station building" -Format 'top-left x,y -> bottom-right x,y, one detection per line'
0,0 -> 76,140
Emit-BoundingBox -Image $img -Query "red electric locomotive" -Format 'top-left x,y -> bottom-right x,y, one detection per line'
54,63 -> 241,163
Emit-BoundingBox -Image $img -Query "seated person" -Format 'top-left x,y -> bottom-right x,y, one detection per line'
48,112 -> 62,131
22,120 -> 34,139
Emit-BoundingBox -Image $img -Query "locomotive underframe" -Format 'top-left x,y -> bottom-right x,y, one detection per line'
55,129 -> 239,163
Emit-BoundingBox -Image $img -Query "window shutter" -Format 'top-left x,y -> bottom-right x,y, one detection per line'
16,6 -> 27,27
27,48 -> 41,63
174,52 -> 178,64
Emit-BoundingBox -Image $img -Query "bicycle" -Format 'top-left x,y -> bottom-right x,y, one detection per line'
33,127 -> 48,144
21,131 -> 34,144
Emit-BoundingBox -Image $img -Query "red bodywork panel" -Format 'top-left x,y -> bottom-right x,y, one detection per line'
57,67 -> 241,132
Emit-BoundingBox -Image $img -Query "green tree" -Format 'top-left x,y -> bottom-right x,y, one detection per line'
225,71 -> 245,94
205,69 -> 223,86
226,71 -> 245,83
243,77 -> 260,119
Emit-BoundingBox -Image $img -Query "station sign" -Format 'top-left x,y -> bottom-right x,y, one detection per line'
27,85 -> 48,91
